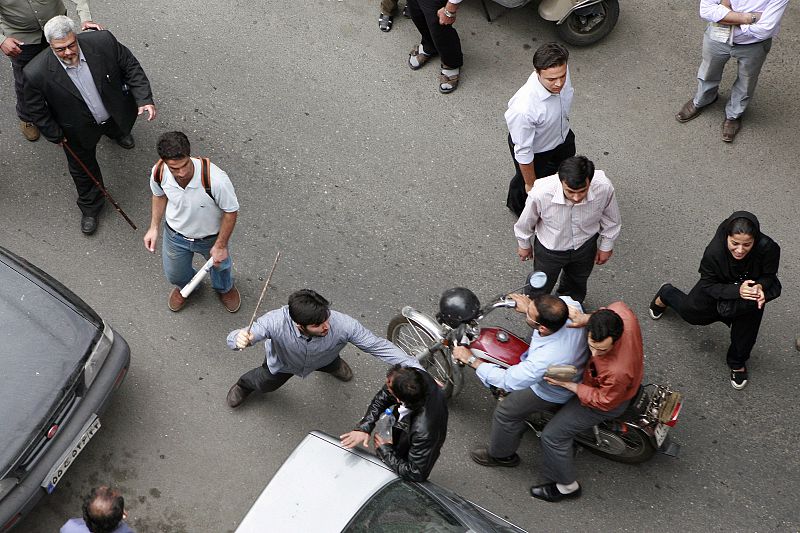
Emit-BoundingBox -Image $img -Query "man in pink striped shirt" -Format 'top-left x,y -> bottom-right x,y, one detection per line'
513,155 -> 621,303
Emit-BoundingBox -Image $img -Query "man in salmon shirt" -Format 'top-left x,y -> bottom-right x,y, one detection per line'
532,301 -> 643,502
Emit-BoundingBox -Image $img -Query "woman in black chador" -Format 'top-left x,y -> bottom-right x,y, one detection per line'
648,211 -> 781,390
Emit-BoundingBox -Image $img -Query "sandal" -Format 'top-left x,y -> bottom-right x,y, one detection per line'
438,70 -> 460,94
402,4 -> 410,17
408,46 -> 432,70
378,13 -> 393,32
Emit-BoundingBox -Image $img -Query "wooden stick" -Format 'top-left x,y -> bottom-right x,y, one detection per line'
246,252 -> 281,335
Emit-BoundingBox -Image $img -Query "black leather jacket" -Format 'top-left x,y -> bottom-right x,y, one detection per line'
356,370 -> 448,482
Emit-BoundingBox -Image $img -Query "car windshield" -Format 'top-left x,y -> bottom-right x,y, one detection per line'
344,480 -> 466,533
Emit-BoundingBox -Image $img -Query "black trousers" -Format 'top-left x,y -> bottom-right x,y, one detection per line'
63,119 -> 127,217
10,38 -> 49,121
659,283 -> 764,369
237,356 -> 345,393
506,130 -> 575,216
524,234 -> 598,303
406,0 -> 463,68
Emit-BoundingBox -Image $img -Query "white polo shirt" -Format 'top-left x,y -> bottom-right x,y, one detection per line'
150,158 -> 239,239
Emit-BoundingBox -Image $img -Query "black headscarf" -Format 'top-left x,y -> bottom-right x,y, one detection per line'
698,211 -> 781,302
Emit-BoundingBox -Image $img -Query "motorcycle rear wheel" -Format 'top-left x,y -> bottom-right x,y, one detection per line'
387,315 -> 462,398
530,412 -> 656,464
555,0 -> 619,46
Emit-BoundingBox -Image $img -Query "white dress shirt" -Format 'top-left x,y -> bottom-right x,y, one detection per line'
514,170 -> 621,252
699,0 -> 788,44
505,68 -> 573,165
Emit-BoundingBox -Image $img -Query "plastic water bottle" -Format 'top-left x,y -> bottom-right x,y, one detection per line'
374,408 -> 395,444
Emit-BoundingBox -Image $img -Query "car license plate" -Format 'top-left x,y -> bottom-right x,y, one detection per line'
41,416 -> 101,494
654,422 -> 670,447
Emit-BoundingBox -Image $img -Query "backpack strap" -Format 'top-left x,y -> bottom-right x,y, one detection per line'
200,157 -> 212,199
153,159 -> 165,188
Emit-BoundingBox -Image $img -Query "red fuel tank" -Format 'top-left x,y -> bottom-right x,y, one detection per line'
469,327 -> 529,368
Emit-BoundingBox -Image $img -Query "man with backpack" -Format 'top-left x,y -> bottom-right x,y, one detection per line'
143,131 -> 241,313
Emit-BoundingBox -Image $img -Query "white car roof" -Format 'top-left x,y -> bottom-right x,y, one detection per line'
236,431 -> 399,533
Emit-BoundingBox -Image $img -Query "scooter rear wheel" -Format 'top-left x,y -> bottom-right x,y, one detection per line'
387,315 -> 462,398
555,0 -> 619,46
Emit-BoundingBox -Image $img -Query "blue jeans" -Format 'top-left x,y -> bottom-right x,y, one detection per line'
162,224 -> 233,293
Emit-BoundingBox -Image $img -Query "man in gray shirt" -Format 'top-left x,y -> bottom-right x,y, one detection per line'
226,289 -> 423,408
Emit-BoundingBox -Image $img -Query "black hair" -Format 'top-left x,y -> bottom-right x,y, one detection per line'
156,131 -> 191,160
288,289 -> 330,326
533,42 -> 569,71
387,365 -> 427,410
587,309 -> 624,343
532,294 -> 568,332
558,155 -> 595,190
82,486 -> 124,533
727,217 -> 756,238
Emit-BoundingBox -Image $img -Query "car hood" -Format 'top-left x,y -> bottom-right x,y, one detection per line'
0,249 -> 101,474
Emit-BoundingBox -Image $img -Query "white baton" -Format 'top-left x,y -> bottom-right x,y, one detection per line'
180,257 -> 214,298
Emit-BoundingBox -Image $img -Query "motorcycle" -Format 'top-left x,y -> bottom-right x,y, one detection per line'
387,273 -> 682,464
479,0 -> 620,47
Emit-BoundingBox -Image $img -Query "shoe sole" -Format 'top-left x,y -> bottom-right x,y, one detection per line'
649,283 -> 668,320
469,452 -> 520,468
730,379 -> 748,390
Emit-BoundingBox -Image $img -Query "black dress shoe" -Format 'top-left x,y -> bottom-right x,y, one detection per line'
80,215 -> 98,235
530,482 -> 581,502
116,134 -> 135,149
226,384 -> 252,408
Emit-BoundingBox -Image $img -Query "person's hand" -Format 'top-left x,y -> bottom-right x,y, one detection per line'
524,182 -> 534,193
739,280 -> 759,300
754,284 -> 765,309
508,293 -> 531,314
210,243 -> 229,266
235,329 -> 254,350
544,376 -> 578,392
340,430 -> 370,449
452,345 -> 473,365
81,20 -> 104,31
138,104 -> 157,121
517,246 -> 533,262
374,433 -> 390,448
595,249 -> 613,265
143,227 -> 158,252
1,37 -> 23,57
566,306 -> 590,328
721,0 -> 731,7
437,7 -> 456,25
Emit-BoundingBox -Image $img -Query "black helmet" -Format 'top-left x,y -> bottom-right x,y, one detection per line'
437,287 -> 481,328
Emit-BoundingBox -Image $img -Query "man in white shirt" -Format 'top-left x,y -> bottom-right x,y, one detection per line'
514,155 -> 621,303
505,42 -> 575,216
676,0 -> 789,142
452,293 -> 588,468
143,131 -> 241,313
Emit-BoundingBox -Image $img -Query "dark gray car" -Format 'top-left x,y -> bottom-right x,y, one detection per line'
0,247 -> 130,531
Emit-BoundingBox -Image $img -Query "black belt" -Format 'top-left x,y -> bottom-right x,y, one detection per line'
165,223 -> 217,242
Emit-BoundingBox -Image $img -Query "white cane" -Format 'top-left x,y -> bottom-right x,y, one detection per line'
180,257 -> 214,298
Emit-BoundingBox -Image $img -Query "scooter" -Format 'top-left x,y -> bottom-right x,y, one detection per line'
479,0 -> 620,46
387,273 -> 682,464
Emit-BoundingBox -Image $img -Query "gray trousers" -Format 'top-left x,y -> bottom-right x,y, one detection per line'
489,388 -> 560,458
540,396 -> 627,484
693,28 -> 772,120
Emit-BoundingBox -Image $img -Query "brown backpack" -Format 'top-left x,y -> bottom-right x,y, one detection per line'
153,157 -> 213,199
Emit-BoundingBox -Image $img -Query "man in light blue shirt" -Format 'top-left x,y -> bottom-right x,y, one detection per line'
453,293 -> 588,467
60,486 -> 133,533
226,289 -> 423,408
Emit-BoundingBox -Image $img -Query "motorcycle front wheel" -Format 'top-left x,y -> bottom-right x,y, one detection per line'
387,315 -> 463,398
555,0 -> 619,46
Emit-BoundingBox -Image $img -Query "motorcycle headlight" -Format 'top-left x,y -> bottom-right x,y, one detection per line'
84,321 -> 114,388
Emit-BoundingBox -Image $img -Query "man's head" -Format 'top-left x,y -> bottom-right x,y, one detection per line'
386,365 -> 428,410
288,289 -> 331,337
533,42 -> 569,95
527,294 -> 568,336
157,131 -> 194,180
81,486 -> 125,533
44,16 -> 80,67
586,309 -> 624,357
558,155 -> 595,204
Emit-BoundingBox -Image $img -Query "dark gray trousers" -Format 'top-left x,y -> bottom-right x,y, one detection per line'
237,356 -> 344,393
489,388 -> 560,458
524,234 -> 599,303
10,39 -> 48,121
540,396 -> 627,484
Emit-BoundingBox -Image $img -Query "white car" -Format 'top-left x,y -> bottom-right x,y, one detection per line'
237,431 -> 528,533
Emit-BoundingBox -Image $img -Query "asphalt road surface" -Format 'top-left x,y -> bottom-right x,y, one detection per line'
2,1 -> 799,531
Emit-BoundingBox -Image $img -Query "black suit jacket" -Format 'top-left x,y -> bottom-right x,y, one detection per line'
22,30 -> 154,145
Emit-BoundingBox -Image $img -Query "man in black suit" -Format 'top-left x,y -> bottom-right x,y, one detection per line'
23,15 -> 155,234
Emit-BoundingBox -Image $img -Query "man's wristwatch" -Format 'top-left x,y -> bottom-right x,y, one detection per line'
444,8 -> 456,18
466,354 -> 477,367
750,13 -> 757,23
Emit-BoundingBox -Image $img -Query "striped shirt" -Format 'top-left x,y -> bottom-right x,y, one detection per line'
514,170 -> 621,252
